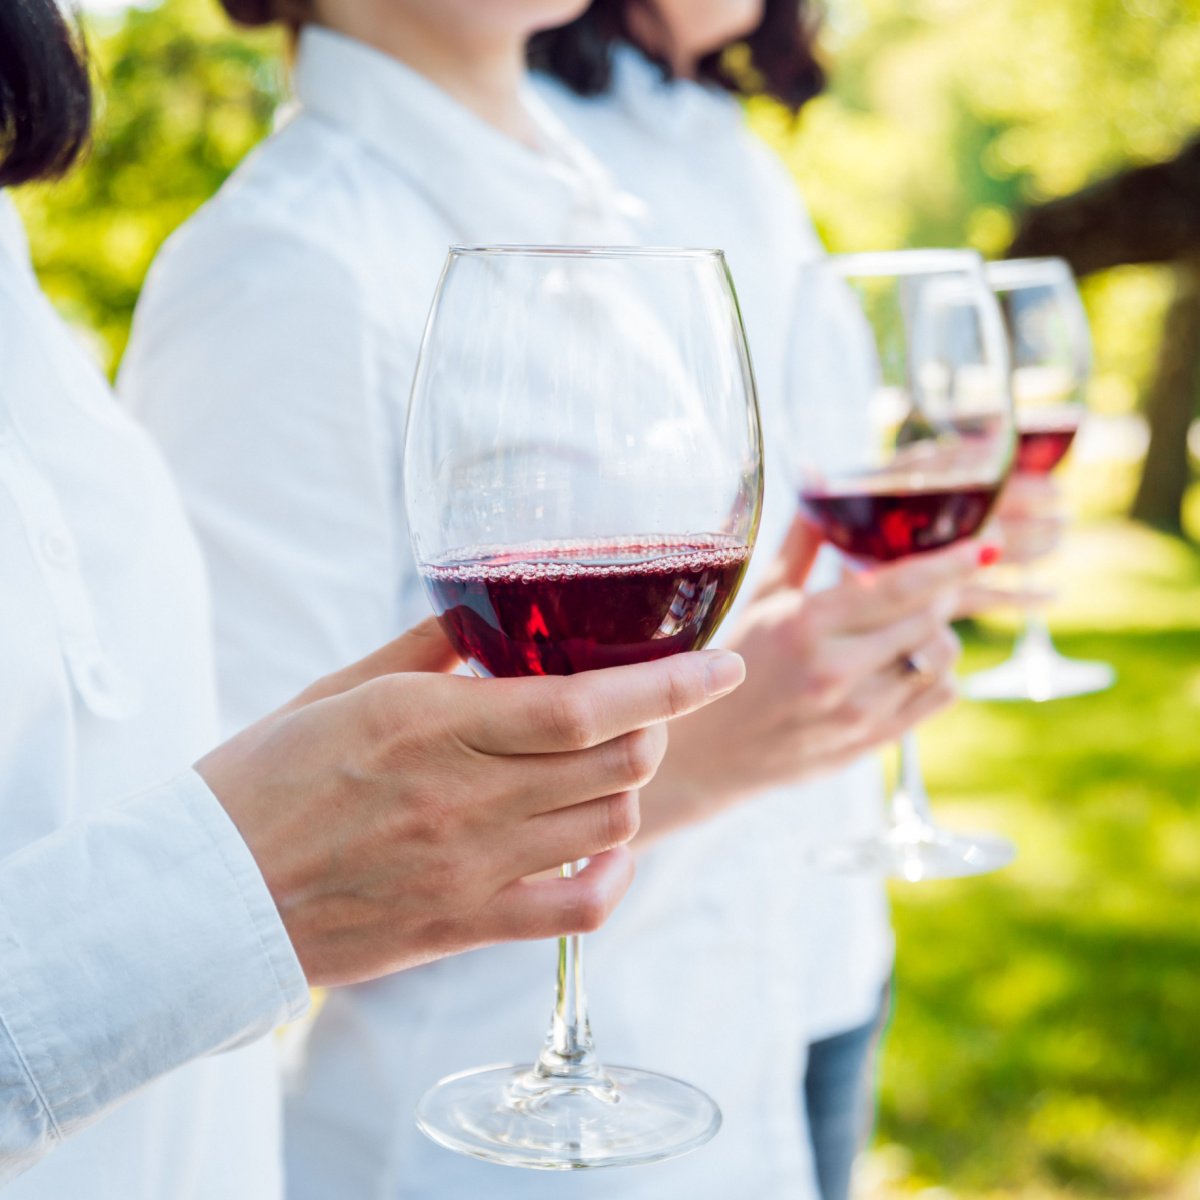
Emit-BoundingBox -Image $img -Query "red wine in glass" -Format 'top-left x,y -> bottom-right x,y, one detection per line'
1014,409 -> 1081,475
798,480 -> 1001,563
422,534 -> 751,678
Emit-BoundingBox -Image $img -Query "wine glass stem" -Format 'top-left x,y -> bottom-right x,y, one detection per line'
1016,579 -> 1055,659
1022,604 -> 1051,652
535,860 -> 601,1080
891,731 -> 935,831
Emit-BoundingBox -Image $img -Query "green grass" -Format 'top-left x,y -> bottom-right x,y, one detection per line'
867,512 -> 1200,1198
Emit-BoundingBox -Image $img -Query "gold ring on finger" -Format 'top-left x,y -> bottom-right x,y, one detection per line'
900,651 -> 935,686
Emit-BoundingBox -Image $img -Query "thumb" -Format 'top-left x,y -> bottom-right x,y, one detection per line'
753,515 -> 824,600
288,617 -> 461,709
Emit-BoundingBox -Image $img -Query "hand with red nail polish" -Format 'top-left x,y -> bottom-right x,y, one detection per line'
955,474 -> 1066,617
633,518 -> 980,847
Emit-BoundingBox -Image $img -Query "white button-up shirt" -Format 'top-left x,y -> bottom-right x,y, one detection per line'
122,27 -> 881,1200
536,44 -> 893,1053
123,29 -> 637,739
0,193 -> 308,1197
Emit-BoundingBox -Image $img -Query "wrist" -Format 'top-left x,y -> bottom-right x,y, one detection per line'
633,744 -> 752,850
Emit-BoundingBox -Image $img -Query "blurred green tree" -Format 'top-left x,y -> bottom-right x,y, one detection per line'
754,0 -> 1200,536
1010,140 -> 1200,534
15,0 -> 282,375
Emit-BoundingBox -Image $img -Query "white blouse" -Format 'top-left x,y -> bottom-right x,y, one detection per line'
536,43 -> 893,1050
0,194 -> 308,1197
122,27 -> 883,1200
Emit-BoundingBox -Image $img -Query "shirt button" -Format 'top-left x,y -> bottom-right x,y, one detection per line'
41,530 -> 73,567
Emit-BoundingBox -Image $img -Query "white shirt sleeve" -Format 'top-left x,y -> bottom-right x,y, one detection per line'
0,768 -> 310,1183
121,210 -> 404,734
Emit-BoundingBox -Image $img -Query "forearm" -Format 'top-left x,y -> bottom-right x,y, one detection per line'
632,697 -> 907,852
632,718 -> 760,851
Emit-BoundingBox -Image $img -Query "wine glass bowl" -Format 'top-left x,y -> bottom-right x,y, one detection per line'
787,249 -> 1017,881
963,257 -> 1116,703
403,245 -> 762,1168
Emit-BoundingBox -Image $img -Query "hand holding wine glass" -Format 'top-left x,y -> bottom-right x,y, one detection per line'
403,245 -> 762,1169
201,617 -> 747,987
632,515 -> 978,846
988,472 -> 1066,566
786,249 -> 1017,881
955,473 -> 1064,616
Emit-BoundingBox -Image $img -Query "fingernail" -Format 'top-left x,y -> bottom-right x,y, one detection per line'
702,650 -> 746,697
978,543 -> 1001,567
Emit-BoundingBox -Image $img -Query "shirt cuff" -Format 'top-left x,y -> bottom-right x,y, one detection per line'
0,769 -> 310,1173
173,767 -> 311,1026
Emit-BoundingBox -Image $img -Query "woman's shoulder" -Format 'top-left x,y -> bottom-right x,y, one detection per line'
0,192 -> 30,267
137,114 -> 447,322
534,54 -> 821,255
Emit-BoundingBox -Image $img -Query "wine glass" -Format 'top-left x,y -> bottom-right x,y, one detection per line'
403,245 -> 762,1168
963,257 -> 1116,702
787,249 -> 1017,881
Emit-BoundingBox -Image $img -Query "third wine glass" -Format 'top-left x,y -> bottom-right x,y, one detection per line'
964,257 -> 1116,702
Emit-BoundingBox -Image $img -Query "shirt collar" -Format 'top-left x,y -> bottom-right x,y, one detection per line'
0,192 -> 32,273
292,26 -> 642,242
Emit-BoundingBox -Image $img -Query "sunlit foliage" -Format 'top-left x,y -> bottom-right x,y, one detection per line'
754,0 -> 1200,422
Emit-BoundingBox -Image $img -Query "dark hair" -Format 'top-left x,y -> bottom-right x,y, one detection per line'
0,0 -> 92,187
529,0 -> 826,114
216,0 -> 310,29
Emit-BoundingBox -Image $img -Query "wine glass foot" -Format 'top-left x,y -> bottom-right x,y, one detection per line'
964,650 -> 1115,703
812,823 -> 1016,882
416,1063 -> 722,1170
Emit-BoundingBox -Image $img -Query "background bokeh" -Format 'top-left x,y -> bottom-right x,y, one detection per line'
17,0 -> 1200,1194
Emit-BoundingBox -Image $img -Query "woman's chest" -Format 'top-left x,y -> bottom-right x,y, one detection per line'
0,270 -> 217,837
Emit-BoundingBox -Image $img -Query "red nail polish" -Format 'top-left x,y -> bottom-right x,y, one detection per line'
978,544 -> 1001,567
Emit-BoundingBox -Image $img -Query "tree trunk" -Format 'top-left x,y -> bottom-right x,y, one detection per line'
1008,137 -> 1200,276
1007,142 -> 1200,537
1130,259 -> 1200,535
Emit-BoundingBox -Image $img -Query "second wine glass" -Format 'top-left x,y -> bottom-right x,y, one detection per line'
788,249 -> 1017,881
403,245 -> 762,1168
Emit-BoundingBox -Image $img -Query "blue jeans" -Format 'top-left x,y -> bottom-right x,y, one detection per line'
804,988 -> 890,1200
